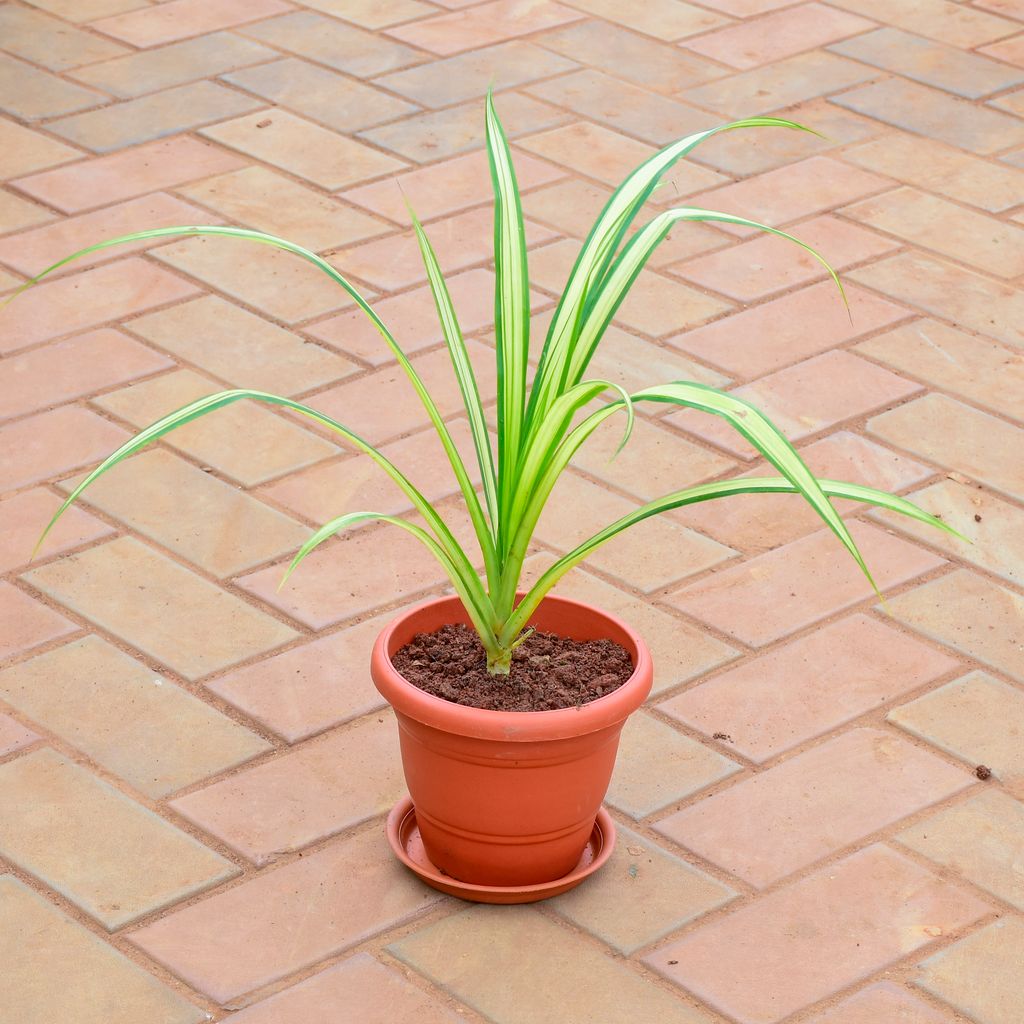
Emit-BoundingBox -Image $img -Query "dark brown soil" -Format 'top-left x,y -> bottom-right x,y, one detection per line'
392,623 -> 633,712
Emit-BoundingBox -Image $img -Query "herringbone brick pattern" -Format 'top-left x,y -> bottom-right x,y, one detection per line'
1,1 -> 1022,1021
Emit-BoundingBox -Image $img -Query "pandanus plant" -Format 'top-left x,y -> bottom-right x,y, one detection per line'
17,96 -> 957,675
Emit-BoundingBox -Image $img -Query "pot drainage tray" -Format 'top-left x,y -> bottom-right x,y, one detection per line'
386,796 -> 615,905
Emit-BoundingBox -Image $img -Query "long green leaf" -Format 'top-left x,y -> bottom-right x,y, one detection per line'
282,510 -> 500,657
634,381 -> 874,586
407,204 -> 500,544
492,378 -> 633,616
34,388 -> 489,615
12,224 -> 499,587
486,90 -> 531,555
503,477 -> 961,640
524,117 -> 819,434
565,208 -> 847,390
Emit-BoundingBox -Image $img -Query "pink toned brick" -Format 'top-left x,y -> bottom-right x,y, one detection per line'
386,0 -> 583,55
129,827 -> 442,1003
683,2 -> 875,69
667,350 -> 922,459
0,329 -> 171,421
647,844 -> 991,1024
668,280 -> 910,378
0,488 -> 112,574
169,713 -> 404,864
257,419 -> 481,524
0,194 -> 221,277
341,148 -> 566,226
0,258 -> 199,355
11,137 -> 246,214
661,614 -> 960,762
330,206 -> 555,291
805,982 -> 960,1023
672,214 -> 898,301
687,157 -> 892,238
0,712 -> 40,758
668,522 -> 945,647
0,406 -> 129,492
206,614 -> 389,743
223,954 -> 461,1024
0,583 -> 77,661
308,341 -> 496,445
92,0 -> 293,47
656,727 -> 972,887
236,521 -> 450,630
307,268 -> 500,365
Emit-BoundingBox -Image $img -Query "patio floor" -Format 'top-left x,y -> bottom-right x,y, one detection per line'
2,0 -> 1024,1021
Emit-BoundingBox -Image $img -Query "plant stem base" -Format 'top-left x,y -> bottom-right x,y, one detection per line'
386,796 -> 616,904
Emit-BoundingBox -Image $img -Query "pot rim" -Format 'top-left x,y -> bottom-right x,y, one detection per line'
370,592 -> 653,742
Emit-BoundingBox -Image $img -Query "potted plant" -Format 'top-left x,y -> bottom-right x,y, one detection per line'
14,97 -> 957,904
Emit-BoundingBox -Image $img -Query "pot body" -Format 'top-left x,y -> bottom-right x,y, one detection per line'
371,593 -> 653,886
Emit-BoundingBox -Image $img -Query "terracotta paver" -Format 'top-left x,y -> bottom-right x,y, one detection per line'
129,827 -> 442,1002
648,844 -> 991,1024
58,448 -> 309,577
1,6 -> 1022,1022
200,109 -> 407,192
608,710 -> 740,818
873,478 -> 1024,586
222,953 -> 463,1024
178,165 -> 389,253
856,319 -> 1024,420
0,329 -> 171,421
91,0 -> 293,48
667,280 -> 910,378
885,572 -> 1024,684
656,727 -> 974,887
94,368 -> 340,486
897,788 -> 1024,911
11,136 -> 246,213
550,823 -> 737,954
0,876 -> 205,1024
662,614 -> 960,762
70,32 -> 278,98
0,257 -> 199,354
850,252 -> 1024,350
0,635 -> 271,797
0,488 -> 113,574
667,350 -> 922,459
668,522 -> 945,647
151,234 -> 365,324
806,982 -> 959,1023
0,748 -> 238,929
889,671 -> 1024,789
916,917 -> 1024,1024
128,294 -> 359,394
869,393 -> 1024,500
682,3 -> 874,69
0,117 -> 79,179
0,192 -> 222,277
169,712 -> 405,864
0,582 -> 78,660
48,81 -> 264,153
0,713 -> 39,758
23,536 -> 298,681
206,613 -> 390,742
391,905 -> 716,1024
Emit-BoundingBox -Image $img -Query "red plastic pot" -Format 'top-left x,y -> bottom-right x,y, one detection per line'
370,592 -> 653,888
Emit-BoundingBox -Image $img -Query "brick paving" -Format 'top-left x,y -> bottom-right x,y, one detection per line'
0,0 -> 1022,1020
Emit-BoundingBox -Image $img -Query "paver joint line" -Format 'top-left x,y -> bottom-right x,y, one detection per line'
1,3 -> 1022,1024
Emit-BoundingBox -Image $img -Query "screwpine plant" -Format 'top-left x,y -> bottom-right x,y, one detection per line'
20,97 -> 958,675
